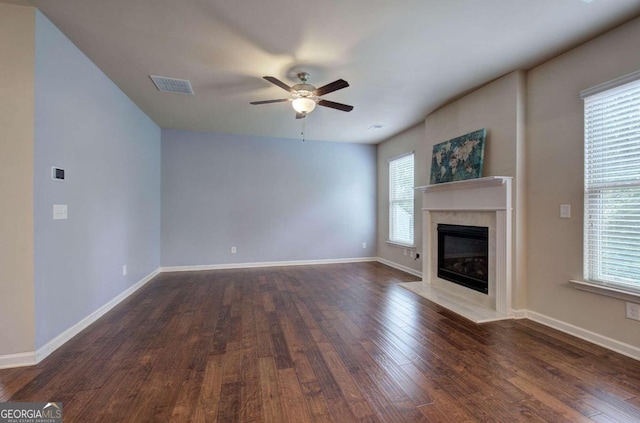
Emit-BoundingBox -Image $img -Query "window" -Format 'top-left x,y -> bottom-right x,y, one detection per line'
389,152 -> 414,246
582,73 -> 640,294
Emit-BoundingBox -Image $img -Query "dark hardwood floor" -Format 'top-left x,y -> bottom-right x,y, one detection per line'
2,262 -> 640,422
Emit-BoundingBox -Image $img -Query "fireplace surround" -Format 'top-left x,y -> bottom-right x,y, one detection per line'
400,176 -> 513,323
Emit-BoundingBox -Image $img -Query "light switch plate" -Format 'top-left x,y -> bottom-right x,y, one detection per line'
53,204 -> 67,220
560,204 -> 571,219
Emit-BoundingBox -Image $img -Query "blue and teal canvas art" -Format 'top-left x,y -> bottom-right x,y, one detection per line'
430,129 -> 486,184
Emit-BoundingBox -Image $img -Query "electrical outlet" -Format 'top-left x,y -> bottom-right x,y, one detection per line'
231,246 -> 237,254
53,204 -> 68,220
626,302 -> 640,321
362,242 -> 367,249
403,249 -> 407,256
560,204 -> 571,219
409,250 -> 415,258
122,265 -> 127,276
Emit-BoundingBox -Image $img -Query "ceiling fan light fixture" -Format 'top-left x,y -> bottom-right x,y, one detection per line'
292,97 -> 317,114
251,74 -> 352,118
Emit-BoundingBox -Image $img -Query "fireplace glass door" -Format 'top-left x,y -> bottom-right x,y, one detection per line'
437,224 -> 489,294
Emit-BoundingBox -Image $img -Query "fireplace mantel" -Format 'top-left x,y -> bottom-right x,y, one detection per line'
401,176 -> 514,323
416,175 -> 510,193
416,176 -> 512,212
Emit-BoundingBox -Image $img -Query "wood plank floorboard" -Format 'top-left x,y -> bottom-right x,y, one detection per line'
1,262 -> 640,422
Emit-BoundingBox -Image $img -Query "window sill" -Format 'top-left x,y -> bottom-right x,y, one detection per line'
570,279 -> 640,303
386,240 -> 415,249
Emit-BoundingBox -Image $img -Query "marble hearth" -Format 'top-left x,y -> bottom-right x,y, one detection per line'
400,176 -> 514,323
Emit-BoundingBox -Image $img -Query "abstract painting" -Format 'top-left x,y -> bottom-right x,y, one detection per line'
430,128 -> 486,184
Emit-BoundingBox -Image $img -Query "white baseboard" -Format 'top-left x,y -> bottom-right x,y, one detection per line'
160,257 -> 377,273
525,310 -> 640,361
32,268 -> 160,365
375,257 -> 423,278
0,351 -> 37,370
511,309 -> 528,319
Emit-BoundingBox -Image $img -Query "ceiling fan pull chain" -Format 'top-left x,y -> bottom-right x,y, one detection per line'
301,117 -> 306,142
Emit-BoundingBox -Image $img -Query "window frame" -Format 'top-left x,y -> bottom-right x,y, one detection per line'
579,70 -> 640,297
388,151 -> 415,247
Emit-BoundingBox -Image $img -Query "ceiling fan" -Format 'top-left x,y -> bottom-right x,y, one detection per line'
250,72 -> 353,119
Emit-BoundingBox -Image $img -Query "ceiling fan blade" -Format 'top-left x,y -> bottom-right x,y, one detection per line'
317,100 -> 354,112
295,112 -> 307,119
250,98 -> 291,105
313,79 -> 349,96
264,76 -> 295,93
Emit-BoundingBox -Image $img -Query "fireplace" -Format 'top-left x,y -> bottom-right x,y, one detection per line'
437,224 -> 489,294
400,177 -> 513,322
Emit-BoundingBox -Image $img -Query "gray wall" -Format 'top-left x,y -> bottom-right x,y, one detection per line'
161,130 -> 376,266
376,71 -> 527,286
376,123 -> 426,273
0,4 -> 35,357
423,71 -> 527,310
34,11 -> 161,349
527,16 -> 640,348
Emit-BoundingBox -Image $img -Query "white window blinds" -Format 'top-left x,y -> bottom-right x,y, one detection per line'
389,153 -> 414,246
583,76 -> 640,294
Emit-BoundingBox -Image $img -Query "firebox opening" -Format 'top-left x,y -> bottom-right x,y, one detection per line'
437,224 -> 489,294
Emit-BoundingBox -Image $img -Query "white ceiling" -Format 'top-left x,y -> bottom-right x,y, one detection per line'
7,0 -> 640,143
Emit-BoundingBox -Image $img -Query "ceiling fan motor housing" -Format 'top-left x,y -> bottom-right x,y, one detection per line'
293,83 -> 316,98
293,72 -> 315,97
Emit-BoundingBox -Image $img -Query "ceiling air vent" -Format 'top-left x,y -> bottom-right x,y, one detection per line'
149,75 -> 194,95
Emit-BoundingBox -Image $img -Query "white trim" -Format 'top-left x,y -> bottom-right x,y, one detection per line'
163,257 -> 423,279
387,150 -> 414,162
160,257 -> 377,273
570,279 -> 640,302
525,310 -> 640,361
400,281 -> 512,323
496,209 -> 512,315
376,257 -> 422,278
34,268 -> 160,364
385,240 -> 415,248
389,152 -> 416,247
580,69 -> 640,99
511,309 -> 528,319
416,176 -> 510,193
0,351 -> 37,370
422,207 -> 510,212
419,176 -> 513,317
0,269 -> 160,369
